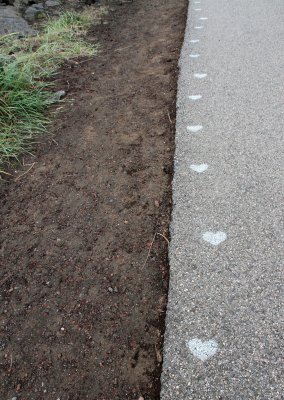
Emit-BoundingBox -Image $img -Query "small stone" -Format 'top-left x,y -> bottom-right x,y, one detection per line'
45,0 -> 60,7
108,287 -> 113,293
33,3 -> 44,10
25,6 -> 45,22
52,90 -> 66,101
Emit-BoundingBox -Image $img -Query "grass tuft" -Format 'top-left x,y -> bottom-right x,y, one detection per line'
0,11 -> 97,170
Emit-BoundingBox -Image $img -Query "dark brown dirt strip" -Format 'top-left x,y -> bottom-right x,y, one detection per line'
0,1 -> 187,398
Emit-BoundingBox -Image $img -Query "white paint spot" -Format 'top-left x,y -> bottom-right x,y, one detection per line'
194,26 -> 204,29
200,17 -> 208,20
190,39 -> 199,43
202,231 -> 227,245
189,54 -> 200,58
194,1 -> 201,3
188,95 -> 202,100
194,8 -> 202,11
190,164 -> 208,173
194,73 -> 207,79
187,338 -> 218,361
187,125 -> 203,133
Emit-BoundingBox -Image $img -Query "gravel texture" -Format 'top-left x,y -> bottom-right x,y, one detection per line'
161,0 -> 284,398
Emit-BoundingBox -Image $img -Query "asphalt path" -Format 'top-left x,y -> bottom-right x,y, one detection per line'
161,0 -> 284,398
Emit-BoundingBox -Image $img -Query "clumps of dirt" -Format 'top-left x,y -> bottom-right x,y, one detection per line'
0,0 -> 187,398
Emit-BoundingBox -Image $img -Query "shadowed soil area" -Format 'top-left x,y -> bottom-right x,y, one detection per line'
0,0 -> 187,398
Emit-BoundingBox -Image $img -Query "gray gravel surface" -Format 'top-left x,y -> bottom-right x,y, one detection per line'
161,0 -> 284,398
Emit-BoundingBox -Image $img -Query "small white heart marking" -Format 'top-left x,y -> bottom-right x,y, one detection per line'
187,125 -> 203,133
202,231 -> 227,245
188,95 -> 202,100
194,73 -> 207,79
190,164 -> 208,173
187,338 -> 218,361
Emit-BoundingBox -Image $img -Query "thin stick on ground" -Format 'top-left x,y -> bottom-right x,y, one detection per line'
167,110 -> 173,124
143,232 -> 170,268
15,162 -> 35,181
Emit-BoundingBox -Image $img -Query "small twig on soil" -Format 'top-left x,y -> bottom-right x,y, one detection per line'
167,110 -> 173,124
143,232 -> 170,268
14,163 -> 35,181
9,353 -> 13,374
156,232 -> 170,246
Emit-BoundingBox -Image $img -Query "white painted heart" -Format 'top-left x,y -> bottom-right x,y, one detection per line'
190,164 -> 208,173
189,54 -> 200,58
187,125 -> 203,133
194,73 -> 207,79
202,231 -> 227,245
188,95 -> 202,100
187,338 -> 218,361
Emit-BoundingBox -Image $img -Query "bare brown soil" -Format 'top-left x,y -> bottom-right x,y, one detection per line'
0,0 -> 187,398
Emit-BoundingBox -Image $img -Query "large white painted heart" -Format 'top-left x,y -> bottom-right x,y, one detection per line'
188,95 -> 202,100
194,73 -> 207,79
202,231 -> 227,245
187,125 -> 203,133
187,338 -> 218,361
190,164 -> 208,173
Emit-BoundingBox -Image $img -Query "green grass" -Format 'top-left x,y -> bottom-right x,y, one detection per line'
0,11 -> 97,171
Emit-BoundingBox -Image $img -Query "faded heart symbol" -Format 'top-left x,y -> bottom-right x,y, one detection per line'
187,125 -> 203,133
190,164 -> 208,173
194,73 -> 207,79
202,231 -> 227,245
187,338 -> 218,361
188,95 -> 202,100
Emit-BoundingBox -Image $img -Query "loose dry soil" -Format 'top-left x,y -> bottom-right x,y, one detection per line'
0,0 -> 187,398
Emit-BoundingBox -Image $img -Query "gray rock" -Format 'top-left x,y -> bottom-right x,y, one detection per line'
24,5 -> 45,22
32,3 -> 44,10
45,0 -> 60,7
0,5 -> 36,35
52,90 -> 66,101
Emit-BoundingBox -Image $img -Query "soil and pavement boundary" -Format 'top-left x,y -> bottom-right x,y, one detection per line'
0,1 -> 187,398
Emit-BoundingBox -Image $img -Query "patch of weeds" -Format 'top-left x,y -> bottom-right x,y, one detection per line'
0,11 -> 99,171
